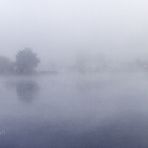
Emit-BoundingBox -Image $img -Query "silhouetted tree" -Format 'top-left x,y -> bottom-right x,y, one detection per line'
15,48 -> 40,74
0,56 -> 14,74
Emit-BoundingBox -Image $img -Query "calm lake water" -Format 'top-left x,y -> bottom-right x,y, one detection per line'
0,72 -> 148,148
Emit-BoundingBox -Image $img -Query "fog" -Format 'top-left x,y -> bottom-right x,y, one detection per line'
0,0 -> 148,148
0,0 -> 148,64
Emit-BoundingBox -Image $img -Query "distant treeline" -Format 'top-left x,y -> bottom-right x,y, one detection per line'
0,48 -> 148,76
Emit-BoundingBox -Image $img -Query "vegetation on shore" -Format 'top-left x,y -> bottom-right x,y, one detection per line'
0,48 -> 40,75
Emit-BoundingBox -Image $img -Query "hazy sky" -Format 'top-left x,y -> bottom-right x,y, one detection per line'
0,0 -> 148,65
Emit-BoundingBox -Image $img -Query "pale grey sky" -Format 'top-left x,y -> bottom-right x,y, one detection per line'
0,0 -> 148,65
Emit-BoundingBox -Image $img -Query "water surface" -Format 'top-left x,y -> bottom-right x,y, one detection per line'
0,72 -> 148,148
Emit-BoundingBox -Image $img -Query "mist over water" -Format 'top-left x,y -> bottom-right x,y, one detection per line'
0,0 -> 148,147
0,72 -> 147,147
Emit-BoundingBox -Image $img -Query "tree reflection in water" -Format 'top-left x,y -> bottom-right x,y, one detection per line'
16,80 -> 39,103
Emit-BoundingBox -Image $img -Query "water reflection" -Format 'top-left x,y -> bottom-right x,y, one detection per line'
15,80 -> 39,103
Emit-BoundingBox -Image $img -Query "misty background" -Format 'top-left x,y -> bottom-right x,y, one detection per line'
1,1 -> 148,147
0,0 -> 148,70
